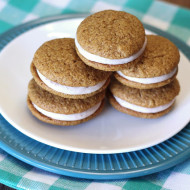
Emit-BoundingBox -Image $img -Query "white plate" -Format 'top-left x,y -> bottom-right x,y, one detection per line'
0,18 -> 190,154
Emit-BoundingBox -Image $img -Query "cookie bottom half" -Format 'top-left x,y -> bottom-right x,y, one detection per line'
108,93 -> 174,119
114,71 -> 177,89
31,63 -> 110,99
76,48 -> 144,72
27,97 -> 105,126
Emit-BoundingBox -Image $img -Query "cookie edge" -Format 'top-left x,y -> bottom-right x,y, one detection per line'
31,63 -> 110,99
76,47 -> 144,71
114,70 -> 178,89
27,97 -> 105,126
108,92 -> 175,119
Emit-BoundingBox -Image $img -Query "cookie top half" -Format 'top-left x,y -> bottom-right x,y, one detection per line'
109,79 -> 180,108
76,10 -> 145,59
32,38 -> 110,87
120,35 -> 180,78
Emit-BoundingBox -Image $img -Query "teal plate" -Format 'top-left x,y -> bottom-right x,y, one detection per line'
0,14 -> 190,180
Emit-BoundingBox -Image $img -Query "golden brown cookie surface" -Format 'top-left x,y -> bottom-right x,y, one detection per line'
120,35 -> 180,78
77,10 -> 145,59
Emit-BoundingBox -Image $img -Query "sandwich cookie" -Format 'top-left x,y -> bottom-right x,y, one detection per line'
115,35 -> 180,89
27,79 -> 105,126
108,79 -> 180,119
31,38 -> 111,99
75,10 -> 146,71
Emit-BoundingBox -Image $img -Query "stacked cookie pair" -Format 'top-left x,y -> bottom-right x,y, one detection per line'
27,38 -> 111,126
109,35 -> 180,118
75,10 -> 180,119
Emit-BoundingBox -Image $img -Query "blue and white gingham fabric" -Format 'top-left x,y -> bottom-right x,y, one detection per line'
0,0 -> 190,189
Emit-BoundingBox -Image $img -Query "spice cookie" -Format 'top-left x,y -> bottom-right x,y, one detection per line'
31,38 -> 111,99
27,79 -> 105,126
115,35 -> 180,89
108,79 -> 180,119
75,10 -> 146,71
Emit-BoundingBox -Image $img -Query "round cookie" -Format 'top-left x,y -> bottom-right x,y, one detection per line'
75,10 -> 146,71
115,35 -> 180,89
27,79 -> 105,126
31,38 -> 111,99
108,79 -> 180,119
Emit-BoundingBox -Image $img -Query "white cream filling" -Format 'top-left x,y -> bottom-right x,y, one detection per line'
117,67 -> 177,84
33,102 -> 101,121
75,37 -> 147,65
37,70 -> 106,95
114,96 -> 175,114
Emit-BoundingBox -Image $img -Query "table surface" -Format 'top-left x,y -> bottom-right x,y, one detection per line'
162,0 -> 190,8
0,0 -> 190,190
0,184 -> 12,190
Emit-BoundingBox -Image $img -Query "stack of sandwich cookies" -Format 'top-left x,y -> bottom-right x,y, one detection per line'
75,10 -> 147,71
28,38 -> 110,125
109,35 -> 180,118
31,38 -> 111,99
114,35 -> 179,89
108,79 -> 180,119
27,10 -> 181,124
27,79 -> 105,126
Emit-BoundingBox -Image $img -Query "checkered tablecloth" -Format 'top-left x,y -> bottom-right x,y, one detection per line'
0,0 -> 190,190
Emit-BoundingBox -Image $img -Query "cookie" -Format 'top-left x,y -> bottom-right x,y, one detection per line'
27,79 -> 105,126
75,10 -> 146,71
31,38 -> 111,99
108,79 -> 180,119
115,35 -> 180,89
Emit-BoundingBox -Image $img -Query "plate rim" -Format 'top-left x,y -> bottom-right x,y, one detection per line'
0,15 -> 190,154
1,134 -> 190,179
0,14 -> 190,179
